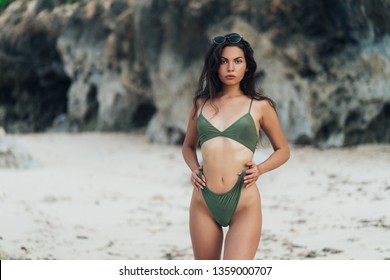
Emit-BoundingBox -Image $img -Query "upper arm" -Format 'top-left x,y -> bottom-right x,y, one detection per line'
259,101 -> 289,151
182,100 -> 202,150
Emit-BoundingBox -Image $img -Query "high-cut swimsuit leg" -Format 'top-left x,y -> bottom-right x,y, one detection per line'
198,169 -> 247,227
196,98 -> 258,227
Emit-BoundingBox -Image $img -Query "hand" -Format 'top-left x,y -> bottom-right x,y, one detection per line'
191,166 -> 206,191
242,161 -> 260,188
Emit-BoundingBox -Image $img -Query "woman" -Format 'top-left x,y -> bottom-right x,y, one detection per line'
182,33 -> 290,260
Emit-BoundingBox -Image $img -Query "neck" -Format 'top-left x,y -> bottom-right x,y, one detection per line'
219,84 -> 243,98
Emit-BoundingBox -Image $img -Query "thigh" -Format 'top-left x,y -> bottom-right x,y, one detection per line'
189,192 -> 223,260
223,191 -> 262,260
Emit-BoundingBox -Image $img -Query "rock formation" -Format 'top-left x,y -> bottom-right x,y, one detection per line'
0,0 -> 389,147
0,0 -> 71,132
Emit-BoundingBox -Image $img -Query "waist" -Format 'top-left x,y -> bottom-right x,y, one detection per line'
200,140 -> 253,192
200,164 -> 248,193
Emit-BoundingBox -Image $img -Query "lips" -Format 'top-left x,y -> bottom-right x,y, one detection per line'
225,75 -> 236,79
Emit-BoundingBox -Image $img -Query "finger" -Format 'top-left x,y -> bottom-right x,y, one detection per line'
244,176 -> 255,185
193,180 -> 202,191
191,176 -> 199,189
194,169 -> 206,185
192,172 -> 202,181
244,173 -> 255,181
244,179 -> 253,185
194,168 -> 205,186
244,170 -> 255,176
195,177 -> 205,189
239,168 -> 251,176
245,175 -> 258,184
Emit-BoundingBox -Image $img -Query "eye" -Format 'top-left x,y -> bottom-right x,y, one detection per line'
235,58 -> 243,64
219,59 -> 227,65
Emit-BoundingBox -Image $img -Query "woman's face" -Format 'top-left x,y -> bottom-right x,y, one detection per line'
217,46 -> 247,87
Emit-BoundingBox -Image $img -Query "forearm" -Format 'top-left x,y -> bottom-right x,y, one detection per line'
182,145 -> 201,172
257,146 -> 290,175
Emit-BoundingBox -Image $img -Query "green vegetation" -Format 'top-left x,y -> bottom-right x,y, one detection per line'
0,0 -> 12,9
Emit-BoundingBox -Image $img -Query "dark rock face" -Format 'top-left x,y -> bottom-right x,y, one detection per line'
0,1 -> 70,132
0,0 -> 389,147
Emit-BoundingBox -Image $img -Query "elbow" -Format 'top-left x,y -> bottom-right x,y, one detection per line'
286,149 -> 291,162
182,142 -> 196,157
181,145 -> 187,158
284,144 -> 291,162
276,143 -> 290,163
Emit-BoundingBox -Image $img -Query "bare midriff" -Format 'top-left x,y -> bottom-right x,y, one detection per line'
200,137 -> 254,194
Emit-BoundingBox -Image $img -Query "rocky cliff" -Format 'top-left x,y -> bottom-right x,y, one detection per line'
0,0 -> 389,147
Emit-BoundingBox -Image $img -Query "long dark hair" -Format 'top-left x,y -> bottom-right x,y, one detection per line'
193,33 -> 276,117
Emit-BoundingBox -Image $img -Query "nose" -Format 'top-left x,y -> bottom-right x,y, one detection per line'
227,61 -> 234,72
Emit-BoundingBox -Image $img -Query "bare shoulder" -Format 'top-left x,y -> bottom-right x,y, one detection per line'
194,97 -> 207,115
250,98 -> 277,127
195,97 -> 206,107
252,98 -> 276,114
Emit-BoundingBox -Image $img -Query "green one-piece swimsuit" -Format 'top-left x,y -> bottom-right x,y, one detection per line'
196,98 -> 258,227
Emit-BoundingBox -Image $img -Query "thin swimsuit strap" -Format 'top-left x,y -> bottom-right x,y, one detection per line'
197,96 -> 258,153
248,98 -> 254,113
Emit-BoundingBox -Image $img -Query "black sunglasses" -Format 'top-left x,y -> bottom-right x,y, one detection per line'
213,34 -> 243,44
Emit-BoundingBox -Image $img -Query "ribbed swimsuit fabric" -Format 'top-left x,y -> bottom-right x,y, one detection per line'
197,169 -> 246,227
197,98 -> 258,153
196,98 -> 259,226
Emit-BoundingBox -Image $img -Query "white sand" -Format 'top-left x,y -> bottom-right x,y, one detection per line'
0,133 -> 389,260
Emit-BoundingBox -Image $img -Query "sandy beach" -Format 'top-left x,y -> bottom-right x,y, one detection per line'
0,132 -> 389,260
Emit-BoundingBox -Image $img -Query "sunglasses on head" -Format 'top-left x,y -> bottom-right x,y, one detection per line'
212,34 -> 243,44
